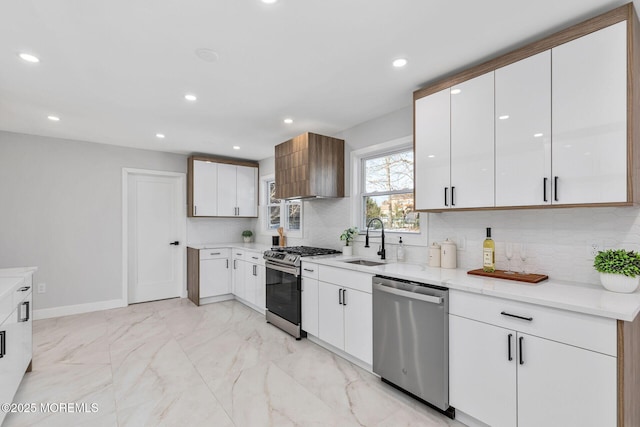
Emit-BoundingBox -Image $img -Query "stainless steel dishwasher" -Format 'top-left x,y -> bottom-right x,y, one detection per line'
372,275 -> 454,418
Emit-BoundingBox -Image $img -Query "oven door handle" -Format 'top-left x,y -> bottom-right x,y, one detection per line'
266,262 -> 299,277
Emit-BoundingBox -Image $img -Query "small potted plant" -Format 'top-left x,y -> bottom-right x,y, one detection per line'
594,249 -> 640,293
242,230 -> 253,244
340,227 -> 358,256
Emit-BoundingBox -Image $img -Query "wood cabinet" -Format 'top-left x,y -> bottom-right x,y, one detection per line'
187,156 -> 258,218
187,247 -> 231,305
274,132 -> 345,199
316,266 -> 373,365
495,51 -> 551,207
414,4 -> 640,212
449,291 -> 617,427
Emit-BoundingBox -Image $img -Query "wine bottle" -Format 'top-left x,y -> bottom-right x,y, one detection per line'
483,227 -> 495,272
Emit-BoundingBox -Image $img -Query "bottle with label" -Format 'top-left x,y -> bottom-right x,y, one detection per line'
483,227 -> 496,272
397,237 -> 405,262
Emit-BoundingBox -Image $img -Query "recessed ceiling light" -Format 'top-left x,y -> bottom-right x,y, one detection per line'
156,133 -> 165,139
19,53 -> 39,63
261,0 -> 278,4
184,94 -> 197,101
47,115 -> 60,121
283,118 -> 293,124
233,146 -> 240,150
450,89 -> 461,95
194,48 -> 219,62
533,133 -> 544,138
392,58 -> 408,68
498,115 -> 510,120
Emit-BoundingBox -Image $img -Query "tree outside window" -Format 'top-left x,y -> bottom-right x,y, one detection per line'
266,180 -> 301,231
362,150 -> 419,232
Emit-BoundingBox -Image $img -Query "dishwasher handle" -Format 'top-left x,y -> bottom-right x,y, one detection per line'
373,282 -> 443,304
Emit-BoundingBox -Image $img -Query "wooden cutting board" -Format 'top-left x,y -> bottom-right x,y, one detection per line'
467,269 -> 548,284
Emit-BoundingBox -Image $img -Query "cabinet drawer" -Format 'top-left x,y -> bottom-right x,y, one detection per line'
200,248 -> 230,260
318,266 -> 373,293
449,290 -> 616,356
301,262 -> 319,279
12,285 -> 31,307
232,249 -> 245,260
246,251 -> 265,266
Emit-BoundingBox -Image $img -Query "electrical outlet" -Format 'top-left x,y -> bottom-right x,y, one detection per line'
588,242 -> 602,258
37,283 -> 46,293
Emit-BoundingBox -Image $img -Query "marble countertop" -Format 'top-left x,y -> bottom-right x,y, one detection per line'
187,242 -> 272,252
303,255 -> 640,322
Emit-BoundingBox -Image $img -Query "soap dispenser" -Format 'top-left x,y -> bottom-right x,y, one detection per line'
396,237 -> 405,262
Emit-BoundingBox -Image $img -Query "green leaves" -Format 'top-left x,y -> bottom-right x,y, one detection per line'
594,249 -> 640,277
340,227 -> 359,246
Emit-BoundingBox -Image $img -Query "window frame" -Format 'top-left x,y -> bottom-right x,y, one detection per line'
350,136 -> 423,237
261,174 -> 303,238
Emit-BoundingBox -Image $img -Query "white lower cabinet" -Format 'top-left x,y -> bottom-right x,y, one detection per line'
0,286 -> 32,426
200,254 -> 231,298
301,273 -> 320,337
232,251 -> 246,300
317,266 -> 373,365
231,249 -> 265,312
449,291 -> 617,427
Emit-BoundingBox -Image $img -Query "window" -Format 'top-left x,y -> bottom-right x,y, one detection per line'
265,179 -> 302,233
361,149 -> 419,232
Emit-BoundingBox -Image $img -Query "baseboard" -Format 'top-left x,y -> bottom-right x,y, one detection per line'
199,294 -> 235,305
306,334 -> 372,373
33,298 -> 126,320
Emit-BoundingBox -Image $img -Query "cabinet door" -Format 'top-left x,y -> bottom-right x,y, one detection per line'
552,22 -> 627,205
414,88 -> 451,210
496,51 -> 552,206
192,160 -> 218,216
254,265 -> 265,311
318,281 -> 344,351
450,72 -> 495,208
244,262 -> 258,306
232,259 -> 246,300
236,166 -> 258,217
449,315 -> 517,427
343,288 -> 372,365
0,309 -> 23,426
301,277 -> 319,336
200,258 -> 230,298
217,163 -> 237,216
517,333 -> 616,427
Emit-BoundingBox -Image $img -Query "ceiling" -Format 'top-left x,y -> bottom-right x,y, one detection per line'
0,0 -> 629,161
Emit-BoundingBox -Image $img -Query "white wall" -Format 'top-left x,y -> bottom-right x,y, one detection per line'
0,131 -> 251,312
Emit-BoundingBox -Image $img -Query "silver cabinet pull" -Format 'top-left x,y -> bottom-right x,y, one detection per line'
226,259 -> 229,269
210,252 -> 221,256
303,268 -> 314,272
252,256 -> 259,260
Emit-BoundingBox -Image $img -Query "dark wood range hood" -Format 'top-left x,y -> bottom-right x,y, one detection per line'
274,132 -> 345,200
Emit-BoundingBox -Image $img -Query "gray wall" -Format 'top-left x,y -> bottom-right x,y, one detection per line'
0,131 -> 251,311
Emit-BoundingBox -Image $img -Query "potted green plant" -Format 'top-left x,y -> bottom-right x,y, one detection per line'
594,249 -> 640,293
242,230 -> 253,243
340,227 -> 358,256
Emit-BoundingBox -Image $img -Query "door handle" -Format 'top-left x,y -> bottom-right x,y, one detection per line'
554,176 -> 559,202
194,206 -> 197,216
253,265 -> 257,276
508,334 -> 513,361
444,187 -> 448,207
233,260 -> 237,269
519,336 -> 525,365
170,241 -> 179,246
21,301 -> 30,322
501,311 -> 533,322
18,286 -> 30,292
0,331 -> 4,358
451,186 -> 455,206
543,177 -> 548,202
343,289 -> 347,306
338,289 -> 343,305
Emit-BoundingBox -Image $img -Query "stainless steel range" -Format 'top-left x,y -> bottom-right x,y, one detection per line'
264,246 -> 340,339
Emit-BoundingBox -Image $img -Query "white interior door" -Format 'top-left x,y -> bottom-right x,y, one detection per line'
127,172 -> 185,304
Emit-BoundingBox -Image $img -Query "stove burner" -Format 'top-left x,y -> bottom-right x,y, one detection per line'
269,246 -> 341,257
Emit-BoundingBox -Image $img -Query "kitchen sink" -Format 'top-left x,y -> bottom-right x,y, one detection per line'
343,259 -> 385,267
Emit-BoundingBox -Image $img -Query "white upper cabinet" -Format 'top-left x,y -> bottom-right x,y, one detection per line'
192,160 -> 218,216
552,21 -> 627,205
189,156 -> 258,218
216,163 -> 237,217
236,165 -> 258,217
450,72 -> 495,208
414,88 -> 451,210
495,51 -> 552,207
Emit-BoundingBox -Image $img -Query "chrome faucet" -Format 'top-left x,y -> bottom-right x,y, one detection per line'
365,217 -> 385,260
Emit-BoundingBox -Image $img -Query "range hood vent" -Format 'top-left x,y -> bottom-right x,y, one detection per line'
275,132 -> 344,200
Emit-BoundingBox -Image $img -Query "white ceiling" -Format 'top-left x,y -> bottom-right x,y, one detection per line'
0,0 -> 629,160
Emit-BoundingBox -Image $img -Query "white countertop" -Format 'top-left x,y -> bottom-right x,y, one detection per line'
187,242 -> 272,252
0,267 -> 36,308
303,255 -> 640,322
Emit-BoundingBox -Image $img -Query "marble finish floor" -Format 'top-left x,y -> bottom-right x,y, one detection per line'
5,298 -> 464,426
